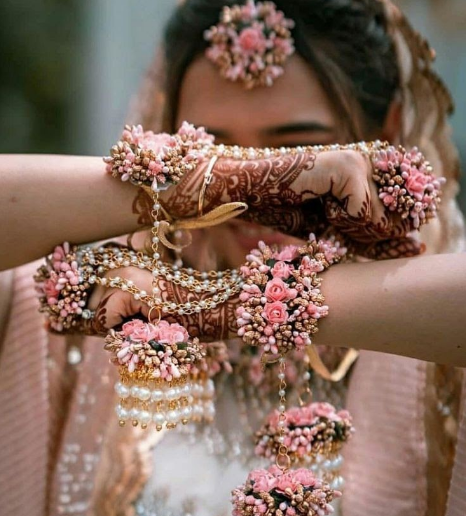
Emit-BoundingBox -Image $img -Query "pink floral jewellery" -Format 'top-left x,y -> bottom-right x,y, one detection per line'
231,235 -> 349,515
34,122 -> 445,511
204,0 -> 295,89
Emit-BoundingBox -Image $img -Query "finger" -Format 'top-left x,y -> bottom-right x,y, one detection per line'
368,173 -> 389,228
89,289 -> 150,335
329,152 -> 372,219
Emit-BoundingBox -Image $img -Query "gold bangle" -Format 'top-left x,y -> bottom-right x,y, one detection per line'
198,156 -> 218,217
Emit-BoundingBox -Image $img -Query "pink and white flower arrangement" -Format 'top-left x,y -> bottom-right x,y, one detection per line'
104,122 -> 215,191
104,318 -> 205,381
204,1 -> 295,89
371,144 -> 445,229
34,242 -> 89,332
231,465 -> 341,516
236,235 -> 347,355
255,402 -> 354,466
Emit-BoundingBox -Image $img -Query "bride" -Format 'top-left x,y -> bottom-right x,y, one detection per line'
0,1 -> 465,516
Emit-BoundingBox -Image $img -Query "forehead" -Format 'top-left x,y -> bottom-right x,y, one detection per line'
176,55 -> 336,132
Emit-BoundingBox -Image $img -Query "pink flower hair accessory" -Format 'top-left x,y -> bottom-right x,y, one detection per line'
204,0 -> 295,89
236,234 -> 347,356
34,242 -> 94,332
371,144 -> 445,229
232,465 -> 341,516
104,121 -> 215,192
104,318 -> 216,430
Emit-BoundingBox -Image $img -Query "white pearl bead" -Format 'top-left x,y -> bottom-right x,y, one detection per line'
130,386 -> 141,398
166,388 -> 177,401
323,460 -> 333,471
183,383 -> 192,396
138,387 -> 151,401
204,402 -> 216,419
167,410 -> 180,423
204,379 -> 215,397
139,410 -> 152,425
115,382 -> 130,399
153,412 -> 165,425
181,406 -> 193,419
151,389 -> 164,402
129,408 -> 140,420
115,405 -> 129,420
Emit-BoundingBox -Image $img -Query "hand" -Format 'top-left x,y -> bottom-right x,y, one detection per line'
86,266 -> 238,339
160,149 -> 423,259
86,267 -> 152,335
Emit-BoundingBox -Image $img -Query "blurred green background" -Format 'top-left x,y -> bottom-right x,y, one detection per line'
1,0 -> 465,211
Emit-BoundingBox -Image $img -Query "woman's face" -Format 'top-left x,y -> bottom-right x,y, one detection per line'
177,55 -> 339,149
175,55 -> 351,266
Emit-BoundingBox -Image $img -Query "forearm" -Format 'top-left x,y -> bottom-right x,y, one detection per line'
139,253 -> 466,366
316,253 -> 466,366
0,155 -> 142,270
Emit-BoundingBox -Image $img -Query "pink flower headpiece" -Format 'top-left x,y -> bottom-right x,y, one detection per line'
204,0 -> 295,89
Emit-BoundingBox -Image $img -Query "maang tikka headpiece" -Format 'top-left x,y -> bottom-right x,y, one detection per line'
204,0 -> 295,89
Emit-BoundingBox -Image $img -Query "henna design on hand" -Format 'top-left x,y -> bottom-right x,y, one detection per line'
157,149 -> 425,260
133,188 -> 154,227
83,293 -> 113,336
157,278 -> 239,341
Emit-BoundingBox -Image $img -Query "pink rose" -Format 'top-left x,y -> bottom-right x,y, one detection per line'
311,402 -> 338,421
275,472 -> 300,493
43,277 -> 60,302
131,322 -> 159,343
249,469 -> 278,493
299,255 -> 324,275
264,301 -> 289,324
238,27 -> 267,53
154,320 -> 189,345
265,277 -> 289,302
337,409 -> 352,422
405,169 -> 428,197
121,319 -> 146,338
273,245 -> 299,262
271,261 -> 292,279
292,469 -> 317,488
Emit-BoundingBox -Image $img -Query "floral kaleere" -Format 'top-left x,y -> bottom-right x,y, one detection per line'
34,242 -> 94,332
371,144 -> 445,228
104,121 -> 214,192
255,402 -> 354,488
236,235 -> 347,357
204,0 -> 295,89
104,319 -> 215,429
231,466 -> 341,516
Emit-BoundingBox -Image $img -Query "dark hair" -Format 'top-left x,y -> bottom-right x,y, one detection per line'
163,0 -> 399,139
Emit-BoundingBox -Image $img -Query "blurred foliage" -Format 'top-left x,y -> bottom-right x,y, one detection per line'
0,0 -> 80,153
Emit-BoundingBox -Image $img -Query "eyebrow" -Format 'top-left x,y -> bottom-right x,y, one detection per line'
205,121 -> 335,141
264,121 -> 334,136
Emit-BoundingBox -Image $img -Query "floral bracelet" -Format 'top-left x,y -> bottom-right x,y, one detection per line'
105,122 -> 444,234
236,234 -> 347,357
34,242 -> 95,333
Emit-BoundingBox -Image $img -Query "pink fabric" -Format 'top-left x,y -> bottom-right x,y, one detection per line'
0,262 -> 49,516
342,351 -> 428,516
445,373 -> 466,516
